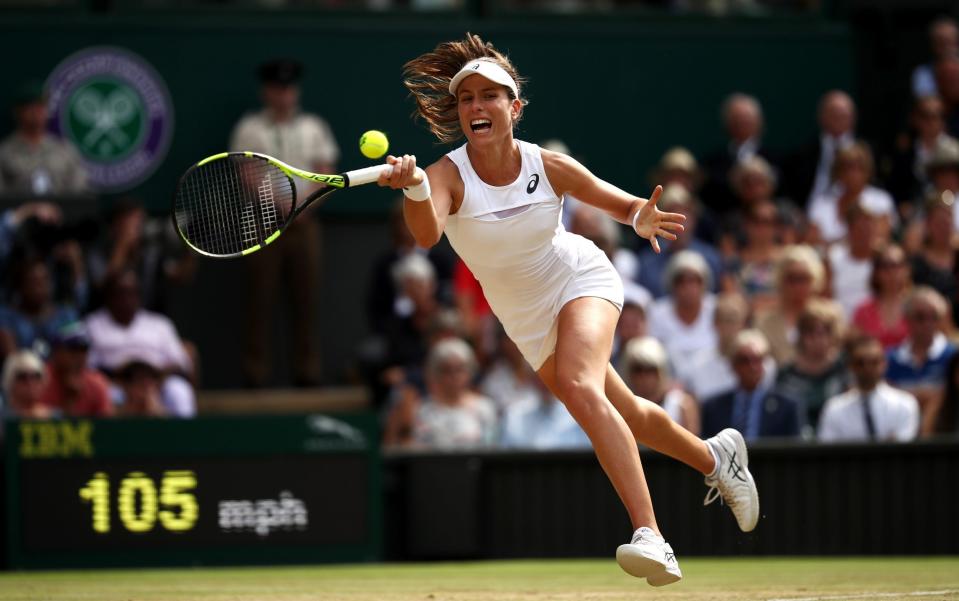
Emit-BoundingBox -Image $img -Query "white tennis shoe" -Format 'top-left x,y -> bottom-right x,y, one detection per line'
616,526 -> 682,587
703,428 -> 760,532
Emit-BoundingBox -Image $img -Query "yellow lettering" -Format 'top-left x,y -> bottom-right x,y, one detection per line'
58,421 -> 93,457
118,472 -> 158,533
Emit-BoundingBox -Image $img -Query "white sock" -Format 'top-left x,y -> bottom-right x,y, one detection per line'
706,441 -> 721,478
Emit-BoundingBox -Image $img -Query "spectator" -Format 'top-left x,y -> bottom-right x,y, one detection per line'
807,142 -> 896,246
756,244 -> 838,365
480,325 -> 541,415
384,338 -> 496,449
702,93 -> 779,210
611,282 -> 651,369
701,329 -> 800,440
774,299 -> 848,437
230,58 -> 340,387
922,351 -> 959,435
637,185 -> 722,298
909,192 -> 958,319
499,378 -> 591,450
786,90 -> 856,206
1,349 -> 54,418
0,257 -> 79,358
819,336 -> 919,442
852,244 -> 912,351
886,286 -> 957,414
85,269 -> 196,417
651,146 -> 702,194
722,200 -> 782,313
934,55 -> 959,137
114,359 -> 167,417
681,293 -> 764,402
828,202 -> 879,319
887,96 -> 950,208
0,201 -> 62,277
648,250 -> 718,373
913,18 -> 959,98
924,136 -> 959,213
86,198 -> 196,314
39,322 -> 112,417
0,81 -> 88,200
620,336 -> 700,436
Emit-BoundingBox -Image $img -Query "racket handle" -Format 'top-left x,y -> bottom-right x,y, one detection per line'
344,164 -> 394,187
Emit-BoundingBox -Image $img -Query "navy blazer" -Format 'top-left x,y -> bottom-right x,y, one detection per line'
701,388 -> 801,440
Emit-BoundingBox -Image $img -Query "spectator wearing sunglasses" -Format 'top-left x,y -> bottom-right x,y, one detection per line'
1,349 -> 55,419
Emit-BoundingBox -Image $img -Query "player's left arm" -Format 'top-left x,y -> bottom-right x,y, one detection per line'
541,149 -> 685,253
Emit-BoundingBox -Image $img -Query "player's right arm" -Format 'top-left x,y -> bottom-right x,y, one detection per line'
379,154 -> 458,248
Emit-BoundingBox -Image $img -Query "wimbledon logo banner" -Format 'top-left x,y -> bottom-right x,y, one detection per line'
46,46 -> 174,193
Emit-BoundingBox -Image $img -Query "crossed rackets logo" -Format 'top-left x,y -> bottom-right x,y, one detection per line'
68,82 -> 143,159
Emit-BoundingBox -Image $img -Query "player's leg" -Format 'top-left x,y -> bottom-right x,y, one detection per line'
536,296 -> 680,586
603,365 -> 715,474
605,365 -> 760,532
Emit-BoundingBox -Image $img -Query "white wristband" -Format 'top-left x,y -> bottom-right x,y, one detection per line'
631,205 -> 643,234
403,168 -> 431,202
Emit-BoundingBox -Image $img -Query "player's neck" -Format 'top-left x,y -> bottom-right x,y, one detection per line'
466,137 -> 520,185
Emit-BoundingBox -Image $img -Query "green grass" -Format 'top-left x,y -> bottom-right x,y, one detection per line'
1,558 -> 958,601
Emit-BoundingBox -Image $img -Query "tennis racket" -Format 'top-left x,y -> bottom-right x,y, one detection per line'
172,151 -> 391,258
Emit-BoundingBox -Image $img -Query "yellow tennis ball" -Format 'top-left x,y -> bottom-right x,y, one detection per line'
359,130 -> 389,159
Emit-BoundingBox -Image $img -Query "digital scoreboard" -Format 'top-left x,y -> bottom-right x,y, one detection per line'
3,415 -> 380,568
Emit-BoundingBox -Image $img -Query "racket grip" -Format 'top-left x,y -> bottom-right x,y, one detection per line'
344,164 -> 394,187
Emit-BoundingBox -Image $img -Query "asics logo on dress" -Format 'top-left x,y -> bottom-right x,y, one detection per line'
527,173 -> 539,194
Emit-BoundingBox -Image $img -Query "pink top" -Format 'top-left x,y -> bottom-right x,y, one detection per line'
852,298 -> 909,350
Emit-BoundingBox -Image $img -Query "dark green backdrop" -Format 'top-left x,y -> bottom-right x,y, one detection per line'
0,14 -> 853,386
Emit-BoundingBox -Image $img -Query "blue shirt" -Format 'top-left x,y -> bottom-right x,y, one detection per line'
886,333 -> 956,390
637,239 -> 723,298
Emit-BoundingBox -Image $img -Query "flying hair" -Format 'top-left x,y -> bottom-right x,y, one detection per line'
403,32 -> 528,143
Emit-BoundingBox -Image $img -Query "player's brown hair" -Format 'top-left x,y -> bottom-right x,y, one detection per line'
403,33 -> 528,144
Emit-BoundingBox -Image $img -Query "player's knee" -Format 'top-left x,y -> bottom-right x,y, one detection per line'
556,377 -> 609,421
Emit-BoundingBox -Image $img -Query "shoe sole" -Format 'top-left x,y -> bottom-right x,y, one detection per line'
616,545 -> 682,586
721,428 -> 760,532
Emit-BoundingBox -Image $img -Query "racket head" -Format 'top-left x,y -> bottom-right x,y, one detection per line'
172,152 -> 298,258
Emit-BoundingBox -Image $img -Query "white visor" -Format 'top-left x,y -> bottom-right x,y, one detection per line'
449,58 -> 518,98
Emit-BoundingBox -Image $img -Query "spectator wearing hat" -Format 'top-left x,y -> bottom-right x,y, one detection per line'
819,336 -> 919,442
85,269 -> 195,417
886,286 -> 957,415
39,322 -> 112,417
701,93 -> 779,211
701,329 -> 800,440
1,349 -> 54,419
611,282 -> 652,371
807,142 -> 897,247
0,81 -> 88,200
620,336 -> 700,436
648,250 -> 718,373
922,138 -> 959,235
652,146 -> 703,194
886,96 -> 951,209
912,18 -> 959,98
785,90 -> 857,207
230,58 -> 340,387
636,184 -> 722,298
909,192 -> 958,318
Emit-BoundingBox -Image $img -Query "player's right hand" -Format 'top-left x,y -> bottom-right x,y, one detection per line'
378,154 -> 424,190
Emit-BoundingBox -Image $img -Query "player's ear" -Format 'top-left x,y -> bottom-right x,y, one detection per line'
511,98 -> 523,121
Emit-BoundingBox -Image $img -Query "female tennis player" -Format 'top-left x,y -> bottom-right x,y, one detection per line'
378,33 -> 759,586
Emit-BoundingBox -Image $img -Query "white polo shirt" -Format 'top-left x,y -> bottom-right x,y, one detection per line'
229,109 -> 340,195
817,382 -> 919,442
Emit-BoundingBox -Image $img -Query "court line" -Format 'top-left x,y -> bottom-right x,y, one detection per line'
768,589 -> 959,601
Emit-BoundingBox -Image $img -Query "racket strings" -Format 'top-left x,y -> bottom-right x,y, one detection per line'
174,156 -> 295,256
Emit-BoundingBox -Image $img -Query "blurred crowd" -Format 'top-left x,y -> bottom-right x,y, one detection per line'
369,16 -> 959,450
3,19 -> 959,451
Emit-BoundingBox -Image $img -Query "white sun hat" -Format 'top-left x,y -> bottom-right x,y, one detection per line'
449,58 -> 518,98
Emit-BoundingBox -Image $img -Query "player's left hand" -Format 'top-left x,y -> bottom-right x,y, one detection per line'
632,185 -> 686,254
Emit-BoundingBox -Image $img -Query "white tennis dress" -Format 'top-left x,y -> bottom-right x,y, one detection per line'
444,140 -> 624,370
